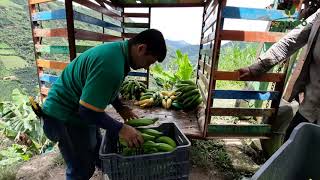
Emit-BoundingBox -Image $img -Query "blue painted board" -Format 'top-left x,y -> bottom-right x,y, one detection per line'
73,11 -> 122,32
212,90 -> 279,100
223,6 -> 299,21
128,71 -> 148,77
40,74 -> 58,84
32,9 -> 66,21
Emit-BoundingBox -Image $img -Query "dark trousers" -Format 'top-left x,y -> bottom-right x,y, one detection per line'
284,111 -> 316,141
43,115 -> 102,180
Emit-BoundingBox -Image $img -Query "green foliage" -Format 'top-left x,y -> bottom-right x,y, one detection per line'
0,89 -> 49,156
216,43 -> 257,90
0,56 -> 28,70
150,50 -> 194,90
0,163 -> 18,180
0,144 -> 31,166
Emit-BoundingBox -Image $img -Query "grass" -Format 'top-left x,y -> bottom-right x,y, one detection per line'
0,56 -> 28,70
0,164 -> 19,180
0,49 -> 16,55
190,139 -> 241,179
0,42 -> 10,49
0,80 -> 21,101
0,0 -> 21,8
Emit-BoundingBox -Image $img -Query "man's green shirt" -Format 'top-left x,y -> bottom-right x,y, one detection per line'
42,40 -> 130,124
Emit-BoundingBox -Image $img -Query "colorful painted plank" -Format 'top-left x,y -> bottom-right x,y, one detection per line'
73,11 -> 122,32
37,59 -> 68,70
35,45 -> 93,54
222,6 -> 299,21
207,124 -> 271,137
214,71 -> 284,82
220,30 -> 285,43
73,0 -> 122,21
210,107 -> 275,117
123,33 -> 138,38
40,87 -> 49,96
33,28 -> 67,38
123,23 -> 150,28
128,71 -> 148,77
40,73 -> 58,83
29,0 -> 56,4
32,9 -> 66,21
75,29 -> 122,41
212,90 -> 280,100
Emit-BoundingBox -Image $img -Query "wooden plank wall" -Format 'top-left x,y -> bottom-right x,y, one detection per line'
197,0 -> 300,138
28,0 -> 151,97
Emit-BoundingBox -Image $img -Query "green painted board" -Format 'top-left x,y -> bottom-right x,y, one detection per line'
207,124 -> 271,136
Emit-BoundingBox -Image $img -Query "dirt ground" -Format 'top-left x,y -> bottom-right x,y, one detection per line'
15,151 -> 228,180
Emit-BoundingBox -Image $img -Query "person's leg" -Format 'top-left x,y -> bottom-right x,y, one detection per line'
94,127 -> 102,169
64,124 -> 98,180
284,111 -> 308,141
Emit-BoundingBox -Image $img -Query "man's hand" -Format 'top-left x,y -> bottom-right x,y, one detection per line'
118,106 -> 138,121
237,67 -> 252,80
119,124 -> 143,148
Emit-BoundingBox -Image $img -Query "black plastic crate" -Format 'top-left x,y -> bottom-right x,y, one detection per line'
99,122 -> 191,180
252,123 -> 320,180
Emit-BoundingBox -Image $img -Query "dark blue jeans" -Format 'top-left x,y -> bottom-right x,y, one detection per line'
43,115 -> 102,180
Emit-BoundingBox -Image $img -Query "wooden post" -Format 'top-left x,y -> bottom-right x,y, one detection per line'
28,1 -> 44,100
203,0 -> 226,137
65,0 -> 76,61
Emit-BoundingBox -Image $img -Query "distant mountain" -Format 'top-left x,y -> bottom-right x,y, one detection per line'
165,39 -> 191,49
164,39 -> 200,66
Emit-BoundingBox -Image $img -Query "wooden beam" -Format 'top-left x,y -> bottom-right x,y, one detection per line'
199,60 -> 211,74
123,33 -> 138,38
33,28 -> 67,37
207,124 -> 271,137
214,71 -> 284,82
123,22 -> 150,28
31,9 -> 66,21
210,107 -> 275,117
222,6 -> 299,21
35,45 -> 93,54
123,13 -> 149,18
29,0 -> 56,4
37,59 -> 68,70
212,90 -> 280,100
112,2 -> 204,7
40,87 -> 49,96
220,30 -> 285,43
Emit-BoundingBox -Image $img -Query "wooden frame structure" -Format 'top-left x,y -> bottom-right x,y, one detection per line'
28,0 -> 307,139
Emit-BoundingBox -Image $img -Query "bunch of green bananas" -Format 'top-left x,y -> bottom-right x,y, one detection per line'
120,79 -> 147,100
120,121 -> 177,156
172,80 -> 202,110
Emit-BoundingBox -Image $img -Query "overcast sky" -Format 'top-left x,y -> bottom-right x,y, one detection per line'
150,0 -> 274,44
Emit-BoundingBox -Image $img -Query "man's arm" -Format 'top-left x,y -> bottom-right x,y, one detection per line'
111,95 -> 138,121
